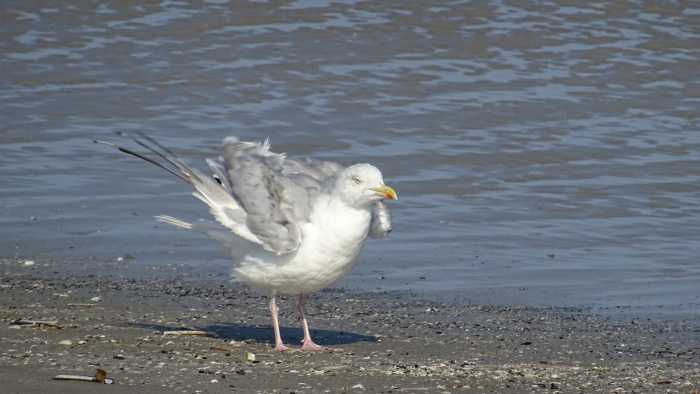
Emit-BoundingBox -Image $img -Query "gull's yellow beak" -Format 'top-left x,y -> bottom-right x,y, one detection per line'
371,185 -> 398,201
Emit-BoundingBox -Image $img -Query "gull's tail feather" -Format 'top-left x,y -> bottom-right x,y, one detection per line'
96,133 -> 262,245
156,215 -> 193,229
156,215 -> 252,256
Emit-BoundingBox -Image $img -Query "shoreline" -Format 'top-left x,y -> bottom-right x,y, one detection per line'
1,261 -> 699,393
4,256 -> 700,321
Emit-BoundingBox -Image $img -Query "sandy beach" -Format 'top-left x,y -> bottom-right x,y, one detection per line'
1,259 -> 698,394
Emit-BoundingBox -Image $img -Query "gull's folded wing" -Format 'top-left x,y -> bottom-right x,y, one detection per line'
221,138 -> 343,255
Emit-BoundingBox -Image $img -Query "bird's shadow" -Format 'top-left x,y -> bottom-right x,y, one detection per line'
127,322 -> 376,346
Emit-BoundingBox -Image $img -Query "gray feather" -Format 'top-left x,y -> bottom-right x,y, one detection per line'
102,134 -> 261,244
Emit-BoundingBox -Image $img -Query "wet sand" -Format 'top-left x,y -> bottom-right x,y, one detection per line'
1,260 -> 698,394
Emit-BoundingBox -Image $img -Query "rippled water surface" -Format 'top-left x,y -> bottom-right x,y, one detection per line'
2,1 -> 699,312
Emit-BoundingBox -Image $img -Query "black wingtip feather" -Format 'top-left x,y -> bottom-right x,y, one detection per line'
95,135 -> 189,182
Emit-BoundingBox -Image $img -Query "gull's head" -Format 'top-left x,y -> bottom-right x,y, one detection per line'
336,163 -> 398,208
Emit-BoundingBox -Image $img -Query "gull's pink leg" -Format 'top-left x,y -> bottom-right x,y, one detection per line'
297,294 -> 323,351
269,295 -> 287,352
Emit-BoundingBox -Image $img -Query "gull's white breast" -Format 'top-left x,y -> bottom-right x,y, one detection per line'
233,196 -> 372,295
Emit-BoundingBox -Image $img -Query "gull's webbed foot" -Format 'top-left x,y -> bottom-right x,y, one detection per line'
300,339 -> 324,351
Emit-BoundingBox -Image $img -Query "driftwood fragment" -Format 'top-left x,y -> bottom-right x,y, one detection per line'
10,319 -> 62,329
162,330 -> 209,337
54,369 -> 114,384
53,374 -> 95,382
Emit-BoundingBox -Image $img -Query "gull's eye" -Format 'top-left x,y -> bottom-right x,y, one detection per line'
351,175 -> 362,185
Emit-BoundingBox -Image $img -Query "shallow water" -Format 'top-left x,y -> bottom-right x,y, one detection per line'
1,1 -> 699,313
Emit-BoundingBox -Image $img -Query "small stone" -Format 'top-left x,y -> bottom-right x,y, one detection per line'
90,296 -> 101,302
210,379 -> 218,383
352,383 -> 365,390
114,354 -> 125,360
245,352 -> 256,362
58,340 -> 72,346
23,260 -> 35,267
78,340 -> 87,345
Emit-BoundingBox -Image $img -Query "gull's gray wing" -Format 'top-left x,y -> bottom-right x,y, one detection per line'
369,201 -> 392,238
220,138 -> 343,255
96,133 -> 262,245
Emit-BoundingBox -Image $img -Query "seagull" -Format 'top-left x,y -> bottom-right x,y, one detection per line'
97,134 -> 397,351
